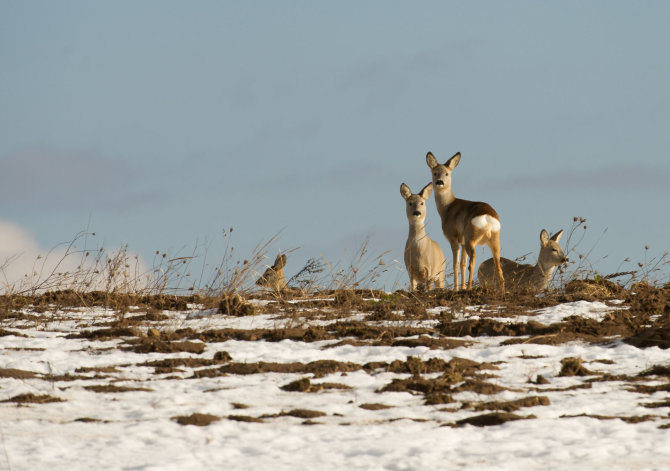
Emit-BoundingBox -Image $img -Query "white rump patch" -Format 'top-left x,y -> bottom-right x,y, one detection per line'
471,215 -> 500,233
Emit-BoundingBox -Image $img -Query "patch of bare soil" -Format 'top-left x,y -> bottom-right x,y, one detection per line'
45,373 -> 92,382
638,365 -> 670,378
455,412 -> 534,427
139,352 -> 231,371
0,328 -> 25,337
281,409 -> 326,419
84,385 -> 153,393
391,336 -> 470,350
531,383 -> 593,393
227,415 -> 264,423
626,283 -> 670,314
359,403 -> 393,410
640,399 -> 670,409
7,290 -> 199,314
621,284 -> 670,349
2,393 -> 64,404
0,368 -> 38,379
564,279 -> 627,300
126,312 -> 171,322
464,396 -> 550,412
172,413 -> 221,426
74,366 -> 121,374
329,321 -> 433,343
379,357 -> 503,405
190,356 -> 469,381
218,294 -> 255,316
560,413 -> 658,424
445,309 -> 642,347
75,417 -> 105,423
279,377 -> 351,392
559,357 -> 596,377
624,323 -> 670,349
6,283 -> 670,429
627,383 -> 670,394
123,338 -> 206,354
67,326 -> 140,340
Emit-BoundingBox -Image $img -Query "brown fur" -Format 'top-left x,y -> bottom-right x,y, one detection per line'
256,254 -> 287,292
401,182 -> 446,291
426,151 -> 505,292
479,229 -> 567,293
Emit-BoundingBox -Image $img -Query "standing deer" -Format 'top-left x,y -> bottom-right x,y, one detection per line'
400,182 -> 446,291
426,151 -> 505,291
478,229 -> 568,293
256,253 -> 288,292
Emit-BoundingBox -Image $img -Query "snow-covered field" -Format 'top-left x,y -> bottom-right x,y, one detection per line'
1,295 -> 669,471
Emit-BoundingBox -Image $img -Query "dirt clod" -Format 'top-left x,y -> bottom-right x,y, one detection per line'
456,412 -> 533,427
2,393 -> 64,404
172,413 -> 221,426
559,357 -> 595,377
0,368 -> 38,379
218,295 -> 255,316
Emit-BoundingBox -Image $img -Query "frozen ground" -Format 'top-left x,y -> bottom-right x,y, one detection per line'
1,293 -> 669,471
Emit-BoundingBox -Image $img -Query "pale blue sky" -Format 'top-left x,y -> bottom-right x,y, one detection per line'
2,1 -> 669,289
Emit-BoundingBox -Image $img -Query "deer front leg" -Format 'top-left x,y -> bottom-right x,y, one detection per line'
459,244 -> 467,290
435,272 -> 444,289
409,275 -> 418,292
450,243 -> 460,290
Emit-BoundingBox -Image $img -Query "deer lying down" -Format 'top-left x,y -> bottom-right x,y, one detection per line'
256,254 -> 288,292
401,182 -> 446,291
478,229 -> 568,293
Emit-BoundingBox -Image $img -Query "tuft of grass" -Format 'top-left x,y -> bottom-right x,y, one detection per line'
320,237 -> 391,292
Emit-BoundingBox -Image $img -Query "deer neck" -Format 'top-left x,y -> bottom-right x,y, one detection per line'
433,187 -> 456,215
407,220 -> 428,242
535,258 -> 556,283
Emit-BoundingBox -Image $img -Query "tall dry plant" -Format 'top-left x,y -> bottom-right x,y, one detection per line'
320,237 -> 391,292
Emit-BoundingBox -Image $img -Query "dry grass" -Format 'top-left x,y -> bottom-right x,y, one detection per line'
1,221 -> 668,312
551,216 -> 669,291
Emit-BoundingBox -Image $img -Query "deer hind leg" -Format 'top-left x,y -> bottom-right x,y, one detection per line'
465,242 -> 477,290
488,232 -> 505,292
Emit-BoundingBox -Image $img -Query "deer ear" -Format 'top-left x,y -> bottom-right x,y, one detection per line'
273,254 -> 286,269
419,182 -> 433,200
426,152 -> 439,169
551,230 -> 564,243
446,152 -> 461,170
540,229 -> 550,247
400,183 -> 412,200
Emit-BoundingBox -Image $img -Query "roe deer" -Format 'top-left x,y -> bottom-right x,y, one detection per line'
478,229 -> 567,293
256,253 -> 288,292
426,151 -> 504,291
401,182 -> 446,291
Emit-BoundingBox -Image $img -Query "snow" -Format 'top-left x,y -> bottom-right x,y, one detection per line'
1,300 -> 669,471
